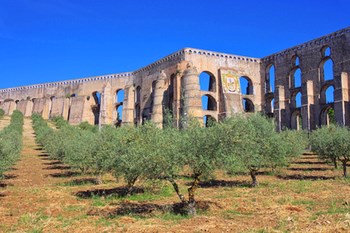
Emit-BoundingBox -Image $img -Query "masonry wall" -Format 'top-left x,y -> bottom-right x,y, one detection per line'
0,26 -> 349,129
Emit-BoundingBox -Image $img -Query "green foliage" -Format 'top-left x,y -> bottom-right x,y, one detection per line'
310,124 -> 350,177
0,109 -> 5,119
218,114 -> 305,186
51,116 -> 68,129
78,121 -> 98,133
0,110 -> 24,178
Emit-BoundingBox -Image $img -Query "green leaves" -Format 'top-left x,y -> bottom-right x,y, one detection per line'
0,111 -> 23,178
310,124 -> 350,176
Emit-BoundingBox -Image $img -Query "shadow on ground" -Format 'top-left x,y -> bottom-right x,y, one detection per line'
88,200 -> 216,217
287,167 -> 331,171
292,161 -> 327,165
47,171 -> 80,178
75,186 -> 144,198
277,174 -> 336,180
186,179 -> 252,188
45,165 -> 71,170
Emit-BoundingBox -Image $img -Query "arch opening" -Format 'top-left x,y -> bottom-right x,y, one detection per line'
199,71 -> 216,92
239,76 -> 253,95
323,58 -> 334,81
203,115 -> 216,127
202,95 -> 217,111
293,68 -> 302,88
266,64 -> 275,93
116,89 -> 125,103
291,111 -> 302,130
242,98 -> 254,112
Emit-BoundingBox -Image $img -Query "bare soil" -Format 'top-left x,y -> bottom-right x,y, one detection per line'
0,118 -> 350,232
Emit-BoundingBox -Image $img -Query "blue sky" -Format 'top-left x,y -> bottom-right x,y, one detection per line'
0,0 -> 349,88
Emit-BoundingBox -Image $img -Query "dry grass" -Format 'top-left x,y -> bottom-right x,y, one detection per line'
0,118 -> 350,232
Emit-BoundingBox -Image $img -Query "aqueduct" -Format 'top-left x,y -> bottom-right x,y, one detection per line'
1,26 -> 350,130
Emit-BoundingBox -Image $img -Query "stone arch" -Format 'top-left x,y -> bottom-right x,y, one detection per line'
320,84 -> 334,104
265,64 -> 275,93
116,89 -> 125,103
290,68 -> 302,88
242,98 -> 254,112
290,91 -> 302,108
115,104 -> 123,127
319,57 -> 334,82
239,76 -> 253,95
201,94 -> 217,111
291,110 -> 302,130
320,105 -> 335,126
199,71 -> 216,92
321,45 -> 331,57
292,55 -> 300,67
203,115 -> 217,127
92,91 -> 101,125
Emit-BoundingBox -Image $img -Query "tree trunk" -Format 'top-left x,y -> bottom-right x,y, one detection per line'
187,174 -> 200,216
342,161 -> 347,178
167,177 -> 186,203
333,158 -> 338,169
126,176 -> 138,196
96,172 -> 103,185
250,170 -> 258,187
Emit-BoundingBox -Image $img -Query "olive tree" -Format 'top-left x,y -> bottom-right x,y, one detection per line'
310,124 -> 350,177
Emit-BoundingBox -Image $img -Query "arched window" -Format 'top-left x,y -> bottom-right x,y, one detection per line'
322,46 -> 331,57
242,98 -> 254,112
291,111 -> 302,130
293,68 -> 302,88
266,64 -> 275,93
116,105 -> 123,123
320,85 -> 334,105
134,103 -> 141,125
202,95 -> 217,111
239,76 -> 253,95
296,92 -> 302,108
199,71 -> 216,92
116,89 -> 124,103
292,55 -> 300,67
323,59 -> 334,81
92,91 -> 101,105
320,106 -> 335,126
325,86 -> 334,103
92,91 -> 101,125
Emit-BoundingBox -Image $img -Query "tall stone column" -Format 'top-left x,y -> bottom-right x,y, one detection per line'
302,80 -> 315,131
275,85 -> 286,131
181,62 -> 202,124
151,70 -> 167,128
122,85 -> 135,125
100,82 -> 114,125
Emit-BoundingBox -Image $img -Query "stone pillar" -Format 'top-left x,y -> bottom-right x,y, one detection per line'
122,85 -> 135,125
24,100 -> 33,117
338,72 -> 349,125
181,62 -> 202,124
81,96 -> 95,125
275,85 -> 286,131
100,82 -> 114,125
151,70 -> 167,128
68,96 -> 86,125
302,80 -> 314,131
42,98 -> 51,120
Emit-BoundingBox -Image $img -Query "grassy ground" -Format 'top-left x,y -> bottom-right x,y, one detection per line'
0,118 -> 350,232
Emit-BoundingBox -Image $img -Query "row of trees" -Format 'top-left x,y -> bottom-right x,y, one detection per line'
0,111 -> 23,178
310,124 -> 350,177
32,113 -> 306,215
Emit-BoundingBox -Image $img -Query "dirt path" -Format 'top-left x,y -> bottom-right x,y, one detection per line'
0,118 -> 81,232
